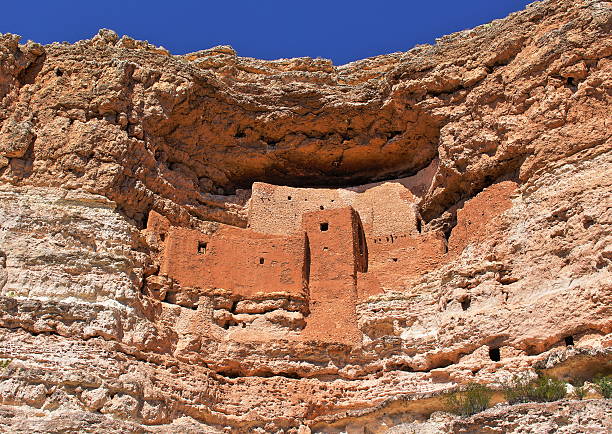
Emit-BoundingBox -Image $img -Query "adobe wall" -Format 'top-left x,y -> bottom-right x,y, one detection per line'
149,180 -> 518,341
301,207 -> 363,280
448,181 -> 518,255
355,181 -> 518,300
160,225 -> 307,298
300,207 -> 363,344
366,231 -> 447,292
248,181 -> 419,238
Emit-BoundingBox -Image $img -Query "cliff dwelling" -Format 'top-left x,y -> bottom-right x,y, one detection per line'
2,2 -> 610,430
148,178 -> 518,343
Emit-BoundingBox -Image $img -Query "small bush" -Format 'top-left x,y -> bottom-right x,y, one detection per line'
504,374 -> 567,404
573,386 -> 587,400
504,374 -> 534,404
0,359 -> 10,370
444,383 -> 493,416
533,376 -> 567,402
594,375 -> 612,398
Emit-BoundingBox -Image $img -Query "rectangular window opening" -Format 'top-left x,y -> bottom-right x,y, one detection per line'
320,222 -> 329,232
259,257 -> 265,264
198,241 -> 207,254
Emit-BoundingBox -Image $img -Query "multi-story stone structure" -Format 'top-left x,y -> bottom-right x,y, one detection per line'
149,179 -> 517,343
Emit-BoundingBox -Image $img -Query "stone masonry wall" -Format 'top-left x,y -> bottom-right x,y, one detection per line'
160,225 -> 308,299
301,207 -> 363,344
248,182 -> 420,238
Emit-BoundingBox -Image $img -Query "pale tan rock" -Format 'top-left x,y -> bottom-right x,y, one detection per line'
80,387 -> 109,411
101,394 -> 140,419
0,0 -> 610,432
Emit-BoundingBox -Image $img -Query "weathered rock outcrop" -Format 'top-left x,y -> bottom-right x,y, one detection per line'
0,0 -> 611,432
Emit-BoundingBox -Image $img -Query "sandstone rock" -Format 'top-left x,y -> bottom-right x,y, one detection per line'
100,393 -> 140,419
0,118 -> 35,158
80,387 -> 109,411
0,0 -> 610,432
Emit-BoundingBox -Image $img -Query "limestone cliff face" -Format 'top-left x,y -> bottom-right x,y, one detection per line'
0,0 -> 611,432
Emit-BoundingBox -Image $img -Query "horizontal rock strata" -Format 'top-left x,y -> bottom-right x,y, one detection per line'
0,0 -> 611,432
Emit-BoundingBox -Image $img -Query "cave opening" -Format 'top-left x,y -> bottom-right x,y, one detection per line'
489,347 -> 501,361
564,335 -> 574,346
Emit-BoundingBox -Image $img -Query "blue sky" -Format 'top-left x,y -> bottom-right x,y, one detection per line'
1,0 -> 534,65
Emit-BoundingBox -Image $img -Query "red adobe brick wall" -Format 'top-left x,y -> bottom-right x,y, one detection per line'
357,181 -> 518,299
366,231 -> 447,291
248,182 -> 420,239
448,181 -> 518,255
301,207 -> 361,280
300,207 -> 362,344
149,181 -> 518,345
160,225 -> 308,299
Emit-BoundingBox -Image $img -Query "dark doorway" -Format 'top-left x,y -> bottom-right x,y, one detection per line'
489,347 -> 501,361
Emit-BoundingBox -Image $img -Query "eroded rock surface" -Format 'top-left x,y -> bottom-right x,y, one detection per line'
0,0 -> 611,432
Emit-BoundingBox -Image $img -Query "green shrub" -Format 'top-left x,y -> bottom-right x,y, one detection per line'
594,375 -> 612,398
0,359 -> 10,370
444,383 -> 493,416
504,374 -> 567,404
504,374 -> 534,404
573,386 -> 587,400
534,376 -> 568,402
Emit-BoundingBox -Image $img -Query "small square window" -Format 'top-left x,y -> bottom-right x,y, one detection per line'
198,241 -> 207,254
259,257 -> 265,264
320,222 -> 329,232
